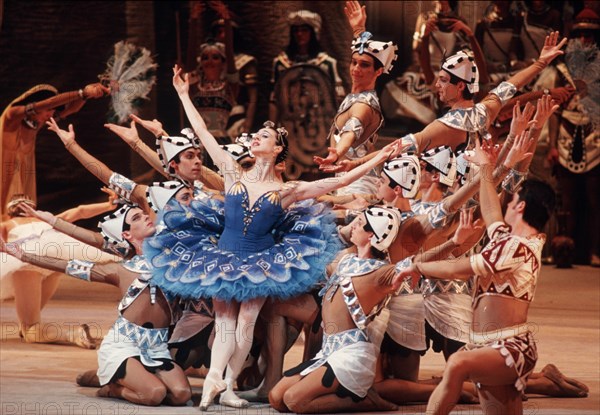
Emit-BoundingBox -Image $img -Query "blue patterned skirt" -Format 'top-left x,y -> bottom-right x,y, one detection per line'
144,199 -> 341,302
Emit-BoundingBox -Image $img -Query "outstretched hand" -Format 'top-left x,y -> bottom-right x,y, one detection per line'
509,101 -> 535,138
538,31 -> 568,66
392,264 -> 421,293
101,186 -> 119,207
319,159 -> 355,173
464,139 -> 499,167
314,147 -> 340,169
377,140 -> 400,162
344,0 -> 367,33
130,114 -> 164,137
532,93 -> 560,128
172,64 -> 190,96
17,202 -> 57,226
504,131 -> 535,168
104,120 -> 139,145
451,208 -> 484,246
46,117 -> 76,147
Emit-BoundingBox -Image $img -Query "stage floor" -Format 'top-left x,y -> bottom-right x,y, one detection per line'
1,264 -> 598,414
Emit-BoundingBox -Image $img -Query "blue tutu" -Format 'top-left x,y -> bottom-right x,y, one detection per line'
144,182 -> 341,302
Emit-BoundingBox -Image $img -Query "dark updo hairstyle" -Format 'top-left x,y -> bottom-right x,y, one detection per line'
263,121 -> 289,164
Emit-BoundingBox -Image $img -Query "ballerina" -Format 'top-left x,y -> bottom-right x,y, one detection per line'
144,64 -> 398,411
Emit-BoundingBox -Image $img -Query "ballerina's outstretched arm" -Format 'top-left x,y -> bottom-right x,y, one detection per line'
172,64 -> 236,177
282,141 -> 399,208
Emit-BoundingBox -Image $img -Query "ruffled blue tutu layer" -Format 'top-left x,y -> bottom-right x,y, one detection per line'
144,198 -> 341,302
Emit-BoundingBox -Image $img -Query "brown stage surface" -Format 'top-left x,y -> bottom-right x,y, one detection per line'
1,265 -> 598,415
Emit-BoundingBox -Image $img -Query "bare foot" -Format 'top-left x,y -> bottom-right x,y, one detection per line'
458,388 -> 479,405
541,364 -> 589,397
74,324 -> 96,349
96,385 -> 112,398
76,369 -> 100,387
366,387 -> 398,411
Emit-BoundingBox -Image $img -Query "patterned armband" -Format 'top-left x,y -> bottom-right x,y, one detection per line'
65,259 -> 94,282
490,82 -> 517,105
502,168 -> 527,194
109,172 -> 137,201
400,134 -> 418,153
427,202 -> 454,229
102,239 -> 130,257
338,116 -> 364,144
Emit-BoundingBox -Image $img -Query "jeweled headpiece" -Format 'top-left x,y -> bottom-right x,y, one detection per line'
263,121 -> 289,164
197,41 -> 226,62
351,31 -> 398,74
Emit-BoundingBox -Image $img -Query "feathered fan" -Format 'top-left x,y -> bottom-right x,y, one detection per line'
99,41 -> 157,124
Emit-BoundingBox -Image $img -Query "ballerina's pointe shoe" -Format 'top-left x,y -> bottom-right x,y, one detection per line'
542,363 -> 589,397
199,373 -> 227,411
219,388 -> 249,408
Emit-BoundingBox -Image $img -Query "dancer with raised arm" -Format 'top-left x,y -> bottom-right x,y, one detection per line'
46,118 -> 197,221
0,204 -> 192,407
314,0 -> 397,197
144,64 -> 398,411
397,133 -> 555,415
1,83 -> 108,218
324,22 -> 567,172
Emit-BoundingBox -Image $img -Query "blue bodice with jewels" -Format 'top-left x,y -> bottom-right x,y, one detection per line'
144,183 -> 342,302
218,182 -> 283,255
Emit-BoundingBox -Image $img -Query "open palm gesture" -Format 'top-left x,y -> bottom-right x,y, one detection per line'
344,1 -> 366,32
46,117 -> 76,147
172,64 -> 190,96
538,31 -> 567,66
